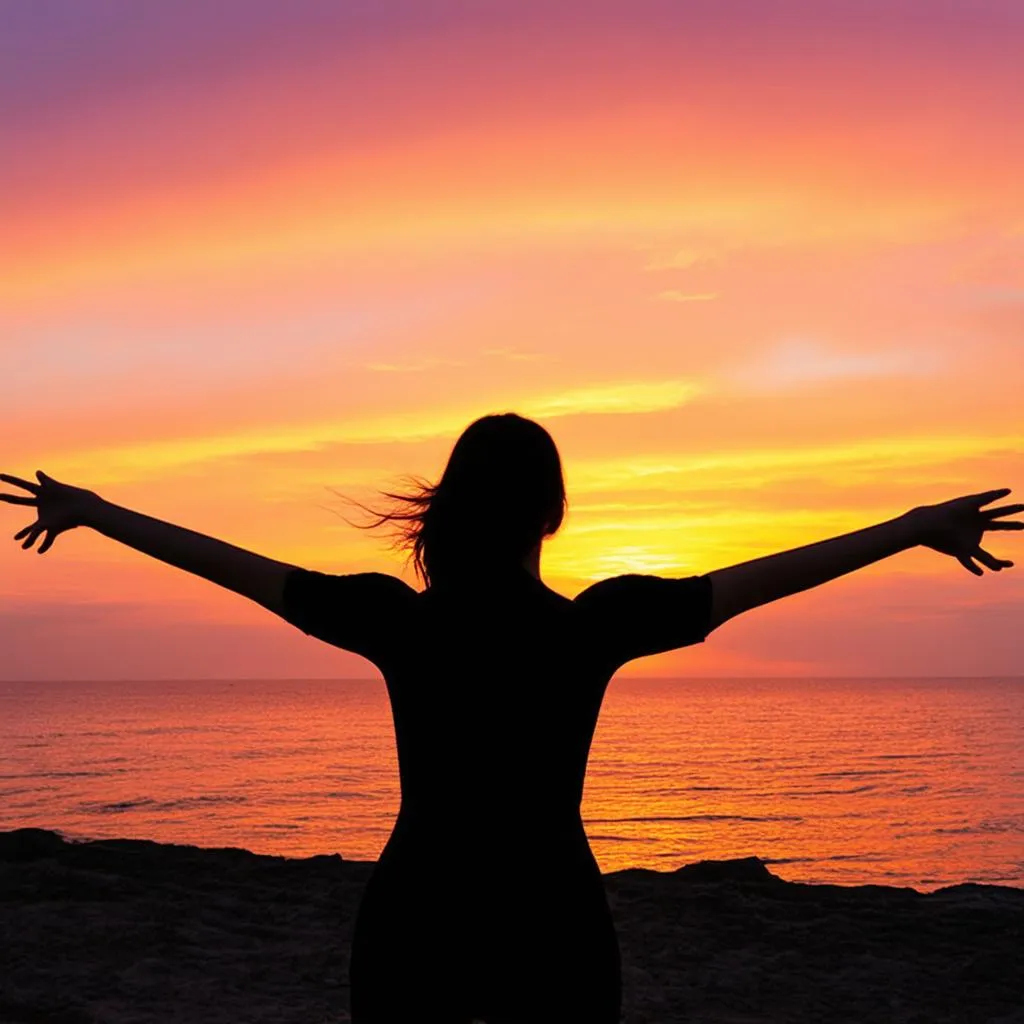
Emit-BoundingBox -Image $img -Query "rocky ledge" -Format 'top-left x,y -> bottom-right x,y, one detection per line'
1,828 -> 1021,1023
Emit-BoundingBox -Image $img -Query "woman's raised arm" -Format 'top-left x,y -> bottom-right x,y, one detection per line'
1,470 -> 299,617
705,488 -> 1022,632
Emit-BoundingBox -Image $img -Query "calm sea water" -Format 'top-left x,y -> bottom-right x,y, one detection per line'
1,678 -> 1021,892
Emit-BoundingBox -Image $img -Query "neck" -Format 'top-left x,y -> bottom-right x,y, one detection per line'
427,548 -> 542,588
522,542 -> 541,580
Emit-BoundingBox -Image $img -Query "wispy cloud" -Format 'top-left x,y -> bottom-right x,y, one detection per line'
519,379 -> 704,418
365,348 -> 547,373
960,285 -> 1024,307
569,432 -> 1024,493
482,347 -> 549,362
725,337 -> 942,392
656,290 -> 719,302
365,357 -> 466,372
644,248 -> 725,271
45,379 -> 705,483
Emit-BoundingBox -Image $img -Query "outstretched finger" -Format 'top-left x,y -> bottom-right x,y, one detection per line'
0,494 -> 37,506
983,503 -> 1024,519
37,530 -> 55,555
20,529 -> 40,550
956,553 -> 983,576
0,474 -> 40,493
968,487 -> 1011,507
973,547 -> 1013,571
14,524 -> 37,540
986,521 -> 1024,531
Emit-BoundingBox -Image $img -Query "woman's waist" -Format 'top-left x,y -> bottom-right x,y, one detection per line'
392,801 -> 587,837
382,805 -> 595,869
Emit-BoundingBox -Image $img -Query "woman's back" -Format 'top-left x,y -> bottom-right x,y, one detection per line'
282,563 -> 711,845
395,567 -> 604,838
281,561 -> 712,1022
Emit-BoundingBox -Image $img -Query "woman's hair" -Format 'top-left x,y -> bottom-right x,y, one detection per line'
348,413 -> 566,586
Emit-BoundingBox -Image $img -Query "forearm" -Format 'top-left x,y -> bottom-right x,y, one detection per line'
709,510 -> 921,621
85,496 -> 296,607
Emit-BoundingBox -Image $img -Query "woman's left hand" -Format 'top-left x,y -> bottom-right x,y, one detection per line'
909,488 -> 1023,575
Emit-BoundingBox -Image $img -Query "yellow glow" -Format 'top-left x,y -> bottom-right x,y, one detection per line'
568,434 -> 1024,493
45,380 -> 706,484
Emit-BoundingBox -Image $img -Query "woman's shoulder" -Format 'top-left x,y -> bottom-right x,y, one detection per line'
282,569 -> 419,629
287,567 -> 418,595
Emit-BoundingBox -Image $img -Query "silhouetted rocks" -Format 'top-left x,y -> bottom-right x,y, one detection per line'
1,829 -> 1021,1022
672,854 -> 778,885
0,827 -> 69,863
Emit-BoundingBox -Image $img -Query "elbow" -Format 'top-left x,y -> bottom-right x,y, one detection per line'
703,570 -> 752,632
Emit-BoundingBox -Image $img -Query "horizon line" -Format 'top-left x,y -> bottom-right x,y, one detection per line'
3,675 -> 1022,683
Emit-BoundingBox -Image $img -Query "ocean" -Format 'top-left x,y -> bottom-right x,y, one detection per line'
1,677 -> 1021,892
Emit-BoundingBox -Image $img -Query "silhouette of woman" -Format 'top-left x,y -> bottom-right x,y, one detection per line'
2,414 -> 1020,1023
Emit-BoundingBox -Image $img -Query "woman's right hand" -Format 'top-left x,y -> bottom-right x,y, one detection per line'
0,470 -> 102,554
909,488 -> 1022,576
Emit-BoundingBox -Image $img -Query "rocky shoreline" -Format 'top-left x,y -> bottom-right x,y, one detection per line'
1,828 -> 1021,1023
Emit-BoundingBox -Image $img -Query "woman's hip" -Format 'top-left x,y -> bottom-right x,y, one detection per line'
349,882 -> 621,1024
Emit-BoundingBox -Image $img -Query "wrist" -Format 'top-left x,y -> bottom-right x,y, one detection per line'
79,491 -> 109,530
897,507 -> 925,548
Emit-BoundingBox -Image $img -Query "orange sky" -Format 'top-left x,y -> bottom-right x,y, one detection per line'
2,2 -> 1022,679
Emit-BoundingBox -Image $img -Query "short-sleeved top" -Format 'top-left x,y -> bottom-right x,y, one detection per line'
280,565 -> 712,873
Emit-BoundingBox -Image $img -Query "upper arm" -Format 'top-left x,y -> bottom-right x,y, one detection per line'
574,572 -> 715,667
278,568 -> 415,662
702,564 -> 763,631
223,555 -> 301,620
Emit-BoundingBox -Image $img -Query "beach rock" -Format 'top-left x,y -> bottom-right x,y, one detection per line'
0,829 -> 1021,1023
672,855 -> 777,885
0,827 -> 69,862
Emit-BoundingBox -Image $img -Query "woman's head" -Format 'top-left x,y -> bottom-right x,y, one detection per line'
357,413 -> 566,586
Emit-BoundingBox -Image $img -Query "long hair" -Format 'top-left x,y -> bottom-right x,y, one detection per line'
348,413 -> 566,586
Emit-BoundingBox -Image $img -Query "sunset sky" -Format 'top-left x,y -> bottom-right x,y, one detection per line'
2,0 -> 1022,679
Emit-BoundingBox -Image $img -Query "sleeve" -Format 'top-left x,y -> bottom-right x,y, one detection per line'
280,569 -> 415,665
573,573 -> 713,668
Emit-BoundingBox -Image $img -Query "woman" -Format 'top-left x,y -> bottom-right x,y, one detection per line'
2,413 -> 1020,1024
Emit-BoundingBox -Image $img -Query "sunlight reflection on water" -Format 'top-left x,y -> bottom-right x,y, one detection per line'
1,677 -> 1021,892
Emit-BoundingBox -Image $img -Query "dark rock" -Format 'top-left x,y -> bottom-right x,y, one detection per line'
0,827 -> 71,862
1,828 -> 1022,1023
672,855 -> 778,885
